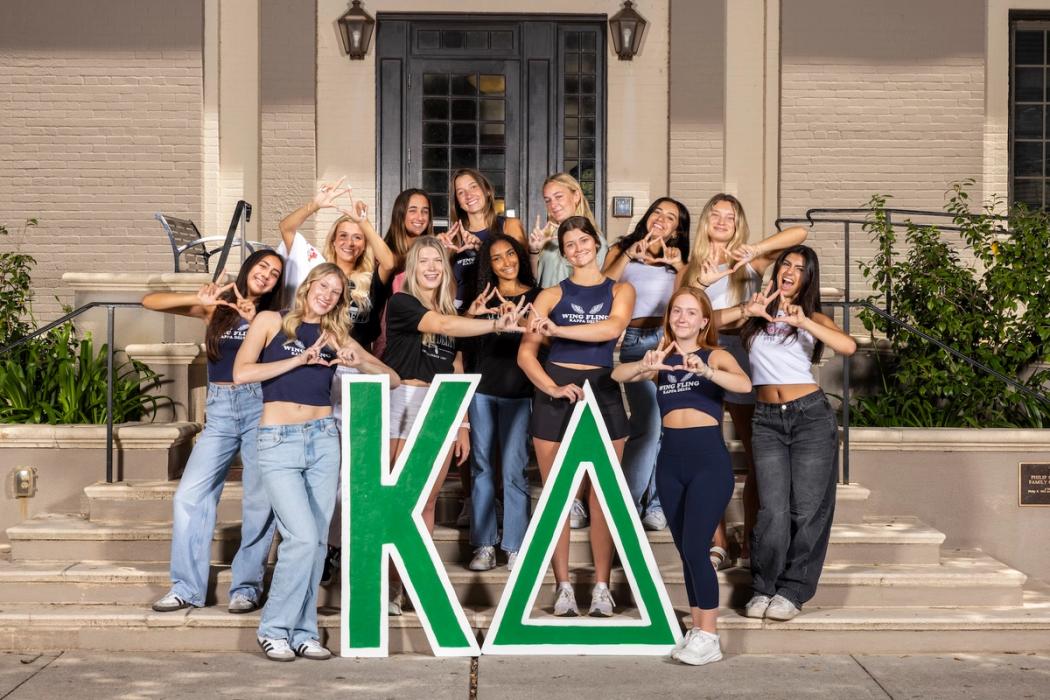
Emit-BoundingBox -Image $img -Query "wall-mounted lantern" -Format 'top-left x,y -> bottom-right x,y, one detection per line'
609,1 -> 647,61
337,0 -> 375,60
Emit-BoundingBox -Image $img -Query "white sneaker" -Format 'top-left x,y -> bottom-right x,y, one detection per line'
388,581 -> 405,616
258,636 -> 295,662
675,630 -> 723,666
765,594 -> 801,621
151,592 -> 192,613
552,584 -> 579,617
744,594 -> 772,619
642,508 -> 667,531
506,551 -> 518,572
709,546 -> 729,571
227,593 -> 258,614
294,638 -> 332,660
588,584 -> 615,617
468,545 -> 497,571
569,499 -> 588,529
456,499 -> 471,528
670,627 -> 699,660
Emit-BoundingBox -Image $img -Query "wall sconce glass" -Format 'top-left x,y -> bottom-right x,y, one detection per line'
609,1 -> 647,61
337,0 -> 375,60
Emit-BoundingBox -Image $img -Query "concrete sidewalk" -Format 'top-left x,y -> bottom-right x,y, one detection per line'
3,652 -> 1049,699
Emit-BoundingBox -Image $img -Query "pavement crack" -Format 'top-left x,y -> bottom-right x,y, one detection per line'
851,654 -> 894,699
2,651 -> 63,699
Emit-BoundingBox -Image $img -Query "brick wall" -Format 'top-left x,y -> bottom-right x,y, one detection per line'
780,0 -> 986,296
0,0 -> 203,322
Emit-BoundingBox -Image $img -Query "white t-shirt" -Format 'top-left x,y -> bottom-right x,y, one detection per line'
276,231 -> 325,308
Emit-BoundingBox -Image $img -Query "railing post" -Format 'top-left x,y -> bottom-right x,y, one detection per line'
884,211 -> 893,325
841,223 -> 851,485
106,305 -> 115,484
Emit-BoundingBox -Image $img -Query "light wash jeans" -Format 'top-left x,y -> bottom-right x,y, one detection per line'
468,393 -> 532,553
256,416 -> 340,646
169,383 -> 274,607
618,326 -> 663,516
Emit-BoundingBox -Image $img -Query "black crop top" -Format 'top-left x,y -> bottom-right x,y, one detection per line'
259,321 -> 337,406
547,277 -> 617,368
655,349 -> 724,421
207,318 -> 249,383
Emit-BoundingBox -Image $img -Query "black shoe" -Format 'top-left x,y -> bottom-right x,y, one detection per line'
320,545 -> 340,586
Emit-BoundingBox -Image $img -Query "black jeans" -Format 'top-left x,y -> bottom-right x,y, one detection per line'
749,389 -> 839,607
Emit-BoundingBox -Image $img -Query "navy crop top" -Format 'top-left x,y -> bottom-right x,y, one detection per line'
452,216 -> 505,308
655,349 -> 724,421
260,321 -> 337,406
207,318 -> 250,383
547,277 -> 617,368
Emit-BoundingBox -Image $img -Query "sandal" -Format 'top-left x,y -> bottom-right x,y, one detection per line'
709,546 -> 728,570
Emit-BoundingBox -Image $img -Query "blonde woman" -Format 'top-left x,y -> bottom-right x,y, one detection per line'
233,263 -> 398,661
677,194 -> 807,568
528,173 -> 608,289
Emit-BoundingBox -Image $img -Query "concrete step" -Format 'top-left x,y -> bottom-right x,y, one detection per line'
1,549 -> 1019,611
1,576 -> 1046,655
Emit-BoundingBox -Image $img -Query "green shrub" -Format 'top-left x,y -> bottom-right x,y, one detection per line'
854,183 -> 1050,427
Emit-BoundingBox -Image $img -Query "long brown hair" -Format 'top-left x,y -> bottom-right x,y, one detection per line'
281,263 -> 352,350
205,250 -> 284,362
662,286 -> 719,351
449,168 -> 498,232
384,189 -> 434,268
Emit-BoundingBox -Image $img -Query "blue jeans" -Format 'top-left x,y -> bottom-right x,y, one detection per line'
749,390 -> 839,608
256,417 -> 340,646
468,393 -> 532,552
169,383 -> 274,606
618,326 -> 663,515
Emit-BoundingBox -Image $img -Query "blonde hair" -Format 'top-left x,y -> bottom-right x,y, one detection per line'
662,286 -> 719,350
681,193 -> 752,305
322,215 -> 374,313
401,236 -> 457,347
281,263 -> 352,350
543,172 -> 602,236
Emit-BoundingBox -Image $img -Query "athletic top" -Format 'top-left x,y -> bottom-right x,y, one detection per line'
384,292 -> 457,383
260,321 -> 337,406
748,311 -> 818,386
471,287 -> 540,398
452,216 -> 504,309
704,262 -> 759,310
207,318 -> 250,383
619,260 -> 676,319
656,350 -> 724,420
548,277 -> 617,368
535,233 -> 609,289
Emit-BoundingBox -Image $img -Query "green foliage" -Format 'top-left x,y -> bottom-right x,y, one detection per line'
0,220 -> 166,424
854,182 -> 1050,427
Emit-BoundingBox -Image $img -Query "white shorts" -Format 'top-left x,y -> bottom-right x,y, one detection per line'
388,384 -> 430,439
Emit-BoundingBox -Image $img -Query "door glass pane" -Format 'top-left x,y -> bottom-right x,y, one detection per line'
1014,141 -> 1042,176
479,75 -> 506,95
451,74 -> 477,95
1013,178 -> 1042,209
452,122 -> 478,143
423,122 -> 449,144
1016,105 -> 1043,139
423,98 -> 449,120
562,29 -> 600,213
452,147 -> 477,168
1016,30 -> 1044,64
451,99 -> 477,120
480,123 -> 504,146
423,147 -> 449,169
423,73 -> 449,95
480,99 -> 505,121
479,150 -> 505,170
1015,67 -> 1043,102
423,170 -> 448,193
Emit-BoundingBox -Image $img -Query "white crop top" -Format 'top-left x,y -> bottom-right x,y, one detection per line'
619,260 -> 677,319
705,263 -> 759,310
748,312 -> 818,386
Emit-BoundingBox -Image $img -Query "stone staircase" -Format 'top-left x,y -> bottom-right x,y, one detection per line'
3,473 -> 1050,655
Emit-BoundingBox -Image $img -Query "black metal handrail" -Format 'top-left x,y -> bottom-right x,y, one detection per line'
0,301 -> 143,483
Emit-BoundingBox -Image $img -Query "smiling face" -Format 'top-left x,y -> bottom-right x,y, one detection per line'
646,200 -> 681,242
331,221 -> 366,264
543,181 -> 582,225
404,193 -> 431,237
306,272 -> 344,317
706,199 -> 738,244
488,239 -> 519,283
414,244 -> 446,292
560,227 -> 598,268
245,255 -> 283,296
454,174 -> 486,216
668,293 -> 708,344
776,252 -> 807,301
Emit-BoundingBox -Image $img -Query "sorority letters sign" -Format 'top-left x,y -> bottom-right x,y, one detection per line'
339,374 -> 680,657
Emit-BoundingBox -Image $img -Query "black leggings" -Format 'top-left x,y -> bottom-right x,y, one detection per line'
655,425 -> 734,610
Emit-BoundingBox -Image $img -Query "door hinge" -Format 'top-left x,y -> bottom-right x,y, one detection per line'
407,146 -> 411,164
407,74 -> 412,88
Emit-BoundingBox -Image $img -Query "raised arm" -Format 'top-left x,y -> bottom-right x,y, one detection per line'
141,279 -> 236,321
782,306 -> 857,356
338,191 -> 396,277
733,225 -> 808,275
278,176 -> 348,251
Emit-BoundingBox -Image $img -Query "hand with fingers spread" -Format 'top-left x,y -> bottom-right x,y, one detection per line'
627,234 -> 652,263
528,313 -> 557,338
219,283 -> 257,322
528,215 -> 554,254
778,302 -> 808,327
196,280 -> 235,308
312,175 -> 349,212
742,281 -> 780,323
493,297 -> 530,333
697,258 -> 734,287
641,339 -> 680,373
544,382 -> 586,403
299,332 -> 331,366
467,284 -> 498,317
461,230 -> 482,252
336,186 -> 369,223
682,351 -> 713,379
643,238 -> 682,268
729,244 -> 761,266
334,345 -> 360,369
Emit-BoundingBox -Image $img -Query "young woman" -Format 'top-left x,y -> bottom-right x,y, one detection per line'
612,287 -> 751,665
444,168 -> 527,309
718,245 -> 856,621
461,234 -> 540,572
678,193 -> 808,568
518,216 -> 635,617
383,236 -> 527,614
233,263 -> 398,661
528,173 -> 608,290
602,197 -> 691,532
143,250 -> 284,615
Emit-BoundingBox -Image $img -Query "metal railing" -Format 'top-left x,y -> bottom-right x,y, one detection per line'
777,207 -> 1044,484
0,302 -> 142,483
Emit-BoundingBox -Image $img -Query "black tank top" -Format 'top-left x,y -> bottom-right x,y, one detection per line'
260,321 -> 337,406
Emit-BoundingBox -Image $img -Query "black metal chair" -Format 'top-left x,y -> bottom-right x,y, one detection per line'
155,213 -> 267,273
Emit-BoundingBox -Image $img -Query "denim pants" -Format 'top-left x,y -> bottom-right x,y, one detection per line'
169,383 -> 275,607
468,393 -> 532,552
749,390 -> 839,607
256,417 -> 340,646
618,326 -> 663,515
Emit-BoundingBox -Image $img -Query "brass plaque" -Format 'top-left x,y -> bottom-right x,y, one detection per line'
1020,462 -> 1050,506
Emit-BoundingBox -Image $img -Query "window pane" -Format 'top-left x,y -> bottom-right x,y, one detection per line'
580,75 -> 596,94
484,171 -> 505,194
564,139 -> 579,158
566,53 -> 580,73
452,122 -> 477,143
423,122 -> 449,144
566,32 -> 580,50
565,75 -> 580,94
581,95 -> 596,115
451,99 -> 477,120
423,74 -> 449,95
451,74 -> 477,95
423,147 -> 449,169
479,150 -> 505,170
480,99 -> 505,121
479,75 -> 506,95
564,118 -> 579,137
442,31 -> 465,49
565,97 -> 580,117
430,195 -> 449,221
579,159 -> 596,180
452,147 -> 476,168
1014,67 -> 1044,102
582,117 -> 596,138
1016,30 -> 1045,65
1015,141 -> 1043,176
418,30 -> 440,51
581,53 -> 597,74
465,31 -> 486,50
480,123 -> 505,146
1016,105 -> 1043,139
581,33 -> 596,50
1013,178 -> 1042,209
423,98 -> 448,120
581,139 -> 596,158
491,31 -> 513,50
423,170 -> 447,193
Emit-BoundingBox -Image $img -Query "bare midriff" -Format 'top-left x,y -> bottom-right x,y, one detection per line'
261,401 -> 332,426
662,407 -> 719,429
756,383 -> 820,404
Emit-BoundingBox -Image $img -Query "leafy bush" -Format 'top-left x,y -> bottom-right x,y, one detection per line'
853,183 -> 1050,427
0,220 -> 166,424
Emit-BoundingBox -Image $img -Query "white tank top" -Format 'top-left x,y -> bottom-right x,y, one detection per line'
705,263 -> 760,310
748,312 -> 818,386
620,260 -> 677,319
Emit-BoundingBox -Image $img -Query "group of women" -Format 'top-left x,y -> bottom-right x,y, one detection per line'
142,168 -> 856,667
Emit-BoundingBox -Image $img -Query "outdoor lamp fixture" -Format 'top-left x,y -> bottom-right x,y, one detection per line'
609,0 -> 647,60
337,0 -> 375,60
